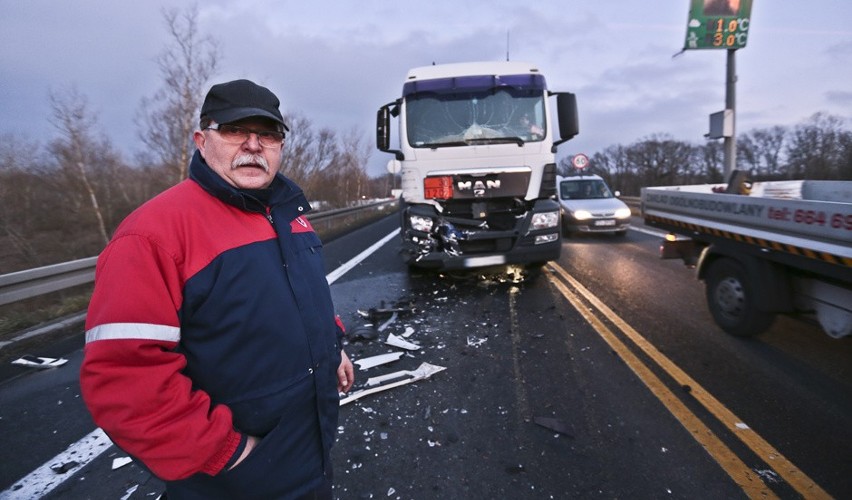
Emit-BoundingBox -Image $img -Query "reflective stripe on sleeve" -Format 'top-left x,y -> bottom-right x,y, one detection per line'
85,323 -> 181,343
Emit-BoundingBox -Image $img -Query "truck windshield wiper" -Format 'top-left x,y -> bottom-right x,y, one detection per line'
421,141 -> 469,149
420,137 -> 526,149
465,137 -> 525,146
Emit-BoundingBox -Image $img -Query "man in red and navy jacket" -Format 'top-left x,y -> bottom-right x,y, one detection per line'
80,79 -> 354,499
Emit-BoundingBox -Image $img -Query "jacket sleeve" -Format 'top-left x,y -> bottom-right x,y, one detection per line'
80,234 -> 241,481
335,315 -> 346,344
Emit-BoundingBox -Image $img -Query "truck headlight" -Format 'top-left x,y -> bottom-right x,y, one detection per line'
409,215 -> 433,232
615,208 -> 632,219
535,233 -> 559,244
572,210 -> 592,221
531,211 -> 559,230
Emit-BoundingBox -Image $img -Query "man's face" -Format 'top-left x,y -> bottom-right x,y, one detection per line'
194,117 -> 284,190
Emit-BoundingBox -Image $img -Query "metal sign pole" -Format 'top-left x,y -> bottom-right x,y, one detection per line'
724,49 -> 737,178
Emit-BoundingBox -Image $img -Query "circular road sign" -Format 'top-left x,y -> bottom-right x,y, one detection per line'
572,153 -> 589,170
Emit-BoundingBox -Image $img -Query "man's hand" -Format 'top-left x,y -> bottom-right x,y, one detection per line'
228,435 -> 259,470
337,350 -> 355,393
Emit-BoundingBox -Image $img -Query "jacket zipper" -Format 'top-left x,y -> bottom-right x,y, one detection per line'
265,207 -> 288,268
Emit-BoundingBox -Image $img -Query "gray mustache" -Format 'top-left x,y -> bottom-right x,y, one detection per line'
232,154 -> 269,173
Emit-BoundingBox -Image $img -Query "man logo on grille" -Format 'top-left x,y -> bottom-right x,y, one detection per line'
457,179 -> 501,197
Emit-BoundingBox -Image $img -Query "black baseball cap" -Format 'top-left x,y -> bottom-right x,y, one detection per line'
200,79 -> 289,131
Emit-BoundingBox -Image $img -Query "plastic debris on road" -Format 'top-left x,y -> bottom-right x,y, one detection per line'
385,333 -> 420,350
12,355 -> 68,369
364,362 -> 445,387
340,362 -> 446,406
353,352 -> 405,370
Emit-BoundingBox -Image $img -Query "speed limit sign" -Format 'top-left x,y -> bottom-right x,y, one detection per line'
571,153 -> 589,170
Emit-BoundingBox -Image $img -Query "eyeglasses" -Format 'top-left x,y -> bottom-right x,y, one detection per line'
204,123 -> 285,148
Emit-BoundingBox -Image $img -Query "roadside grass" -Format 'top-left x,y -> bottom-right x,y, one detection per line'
0,285 -> 92,340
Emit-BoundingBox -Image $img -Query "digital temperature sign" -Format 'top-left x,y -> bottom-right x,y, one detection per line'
684,0 -> 753,50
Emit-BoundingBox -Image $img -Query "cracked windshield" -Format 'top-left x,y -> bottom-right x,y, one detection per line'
406,85 -> 545,147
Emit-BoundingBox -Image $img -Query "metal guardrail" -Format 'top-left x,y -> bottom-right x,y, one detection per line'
0,199 -> 398,306
306,199 -> 397,237
622,196 -> 641,212
0,257 -> 98,306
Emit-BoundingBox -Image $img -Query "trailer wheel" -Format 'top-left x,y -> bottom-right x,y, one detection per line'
705,258 -> 775,337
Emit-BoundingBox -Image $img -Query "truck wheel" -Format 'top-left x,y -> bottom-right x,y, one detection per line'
705,258 -> 775,337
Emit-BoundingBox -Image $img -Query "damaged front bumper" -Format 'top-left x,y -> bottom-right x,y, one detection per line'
400,200 -> 562,270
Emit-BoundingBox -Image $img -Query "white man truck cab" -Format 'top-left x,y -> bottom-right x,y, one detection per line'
377,61 -> 579,270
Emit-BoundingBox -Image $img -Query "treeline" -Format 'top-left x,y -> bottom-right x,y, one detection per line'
559,112 -> 852,195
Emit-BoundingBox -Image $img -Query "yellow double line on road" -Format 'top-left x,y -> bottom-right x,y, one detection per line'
546,263 -> 830,500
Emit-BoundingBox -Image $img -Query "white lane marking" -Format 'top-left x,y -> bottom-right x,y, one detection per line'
1,428 -> 111,499
1,230 -> 401,498
0,313 -> 87,351
326,229 -> 400,285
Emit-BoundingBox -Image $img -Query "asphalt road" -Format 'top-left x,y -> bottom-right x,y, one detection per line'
1,214 -> 849,499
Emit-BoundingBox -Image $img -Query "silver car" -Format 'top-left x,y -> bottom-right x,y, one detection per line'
557,174 -> 631,236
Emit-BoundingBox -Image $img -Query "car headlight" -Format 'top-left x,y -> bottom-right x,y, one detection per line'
572,210 -> 593,221
409,215 -> 433,232
615,208 -> 632,219
531,211 -> 559,230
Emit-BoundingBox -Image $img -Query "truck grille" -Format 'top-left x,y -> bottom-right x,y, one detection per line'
440,198 -> 525,231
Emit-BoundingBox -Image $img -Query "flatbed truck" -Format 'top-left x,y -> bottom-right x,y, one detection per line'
641,175 -> 851,338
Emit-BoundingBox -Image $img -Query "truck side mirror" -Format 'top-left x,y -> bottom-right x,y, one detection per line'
556,93 -> 579,141
550,92 -> 579,153
377,106 -> 391,152
376,103 -> 404,160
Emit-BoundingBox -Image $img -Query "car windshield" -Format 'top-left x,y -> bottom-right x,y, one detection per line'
405,84 -> 545,148
560,179 -> 613,200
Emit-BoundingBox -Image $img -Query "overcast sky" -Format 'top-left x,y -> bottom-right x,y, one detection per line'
2,1 -> 851,176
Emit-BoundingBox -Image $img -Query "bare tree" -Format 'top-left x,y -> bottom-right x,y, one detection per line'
137,4 -> 220,184
279,113 -> 346,204
625,134 -> 694,187
48,88 -> 112,248
785,112 -> 850,179
334,128 -> 373,204
588,145 -> 633,193
280,114 -> 322,186
738,126 -> 786,179
278,118 -> 374,207
695,140 -> 725,183
840,131 -> 852,180
0,135 -> 45,269
2,126 -> 133,270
